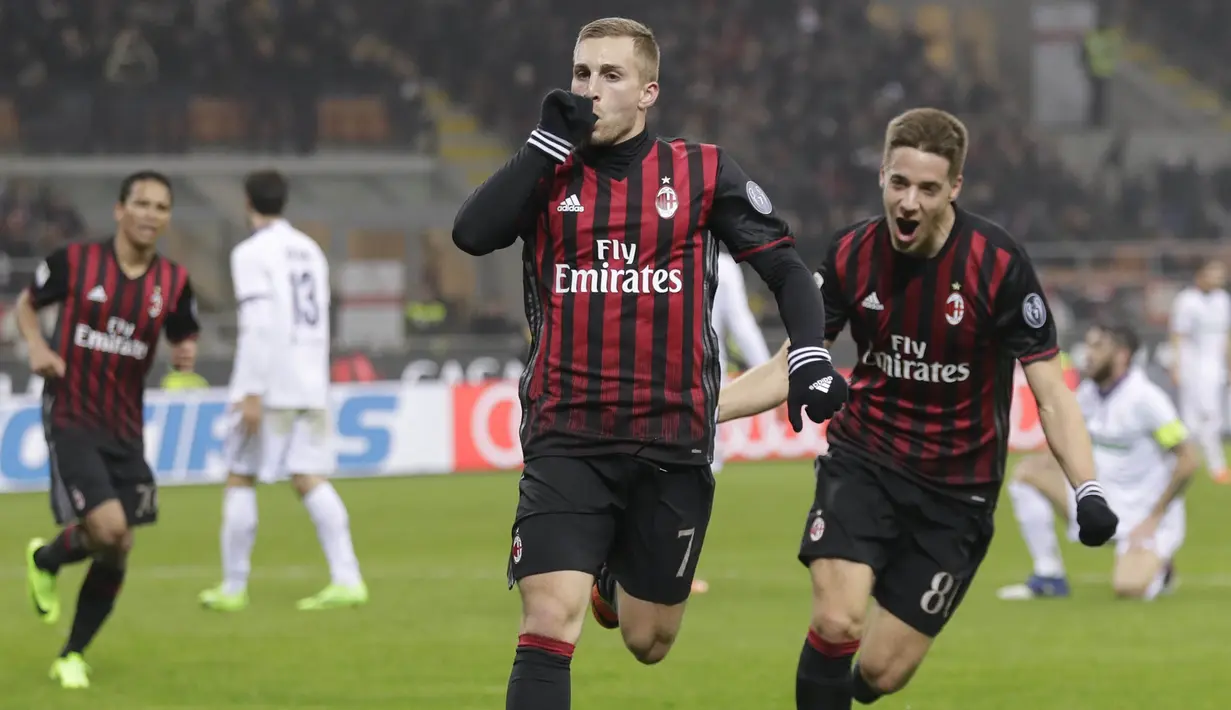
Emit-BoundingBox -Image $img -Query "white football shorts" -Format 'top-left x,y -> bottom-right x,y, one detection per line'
224,408 -> 334,482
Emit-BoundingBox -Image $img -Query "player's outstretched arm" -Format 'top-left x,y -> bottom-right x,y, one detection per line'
704,149 -> 847,429
1025,357 -> 1118,546
1025,357 -> 1096,488
718,341 -> 789,422
452,90 -> 596,256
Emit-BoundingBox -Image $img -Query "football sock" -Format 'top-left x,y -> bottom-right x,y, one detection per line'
1197,422 -> 1226,475
796,628 -> 859,709
221,486 -> 258,595
1007,480 -> 1066,578
507,633 -> 573,710
302,483 -> 363,587
62,560 -> 125,656
850,662 -> 883,704
34,524 -> 92,574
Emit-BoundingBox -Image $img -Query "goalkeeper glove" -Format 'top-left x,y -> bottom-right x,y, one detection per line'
527,89 -> 597,163
1074,480 -> 1118,547
786,345 -> 848,432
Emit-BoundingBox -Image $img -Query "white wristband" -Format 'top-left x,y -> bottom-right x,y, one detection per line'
528,128 -> 573,163
1075,480 -> 1104,502
786,346 -> 831,376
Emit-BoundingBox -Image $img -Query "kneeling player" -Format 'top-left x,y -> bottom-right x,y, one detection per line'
998,323 -> 1198,601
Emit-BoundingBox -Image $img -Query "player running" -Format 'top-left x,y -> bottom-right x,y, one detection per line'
451,17 -> 848,710
199,170 -> 367,612
20,171 -> 201,689
998,322 -> 1198,601
1169,259 -> 1230,484
717,108 -> 1119,709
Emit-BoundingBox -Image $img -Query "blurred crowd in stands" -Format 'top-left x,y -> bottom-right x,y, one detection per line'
1,0 -> 1230,339
0,0 -> 433,153
396,0 -> 1231,269
1124,0 -> 1230,102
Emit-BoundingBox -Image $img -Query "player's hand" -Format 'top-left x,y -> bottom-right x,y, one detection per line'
28,344 -> 66,379
785,345 -> 848,432
527,89 -> 597,162
239,394 -> 263,437
1074,481 -> 1119,547
170,338 -> 197,372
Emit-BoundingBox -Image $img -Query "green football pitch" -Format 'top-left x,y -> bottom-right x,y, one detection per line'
2,455 -> 1229,709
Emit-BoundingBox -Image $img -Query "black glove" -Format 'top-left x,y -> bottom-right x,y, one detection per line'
1074,480 -> 1118,547
526,90 -> 597,163
785,345 -> 848,432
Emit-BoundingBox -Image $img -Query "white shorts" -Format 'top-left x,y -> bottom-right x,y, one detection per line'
1066,494 -> 1186,560
224,408 -> 334,483
1179,382 -> 1224,431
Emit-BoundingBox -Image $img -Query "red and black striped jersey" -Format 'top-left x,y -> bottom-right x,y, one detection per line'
817,207 -> 1058,498
516,135 -> 795,465
29,240 -> 200,443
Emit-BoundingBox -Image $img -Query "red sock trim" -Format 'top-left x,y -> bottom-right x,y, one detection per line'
806,629 -> 860,658
518,633 -> 575,659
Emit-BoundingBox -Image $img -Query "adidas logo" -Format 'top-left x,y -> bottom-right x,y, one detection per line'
861,292 -> 883,311
87,285 -> 107,303
810,376 -> 832,393
556,194 -> 584,213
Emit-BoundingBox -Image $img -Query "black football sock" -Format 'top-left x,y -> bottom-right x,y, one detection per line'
34,524 -> 92,574
506,633 -> 573,710
796,629 -> 859,710
61,561 -> 125,657
850,662 -> 883,705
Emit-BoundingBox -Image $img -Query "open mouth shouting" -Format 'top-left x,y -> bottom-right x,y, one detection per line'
895,218 -> 921,244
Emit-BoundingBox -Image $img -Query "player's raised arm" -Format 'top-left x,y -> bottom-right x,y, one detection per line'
999,256 -> 1118,546
705,148 -> 848,431
451,91 -> 596,256
18,247 -> 70,378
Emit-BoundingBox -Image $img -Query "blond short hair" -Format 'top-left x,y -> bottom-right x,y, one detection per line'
576,17 -> 660,83
883,108 -> 969,181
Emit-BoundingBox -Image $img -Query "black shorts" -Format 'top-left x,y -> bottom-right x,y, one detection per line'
46,426 -> 158,527
798,447 -> 995,637
507,454 -> 715,606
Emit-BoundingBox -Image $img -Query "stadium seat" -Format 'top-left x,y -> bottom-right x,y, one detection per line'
188,97 -> 246,145
318,97 -> 390,145
0,97 -> 18,149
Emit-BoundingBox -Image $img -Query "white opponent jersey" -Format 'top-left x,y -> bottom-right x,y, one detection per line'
228,219 -> 331,409
714,252 -> 771,372
1170,286 -> 1231,384
1077,368 -> 1188,526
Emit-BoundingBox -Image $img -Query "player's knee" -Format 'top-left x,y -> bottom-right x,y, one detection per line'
856,655 -> 918,696
1112,579 -> 1150,599
225,473 -> 256,488
811,606 -> 865,644
91,526 -> 133,561
621,623 -> 678,665
291,474 -> 326,497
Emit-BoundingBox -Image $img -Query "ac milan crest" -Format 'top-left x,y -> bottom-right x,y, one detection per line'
511,534 -> 523,564
945,291 -> 965,326
655,185 -> 679,219
809,513 -> 825,542
149,285 -> 164,318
